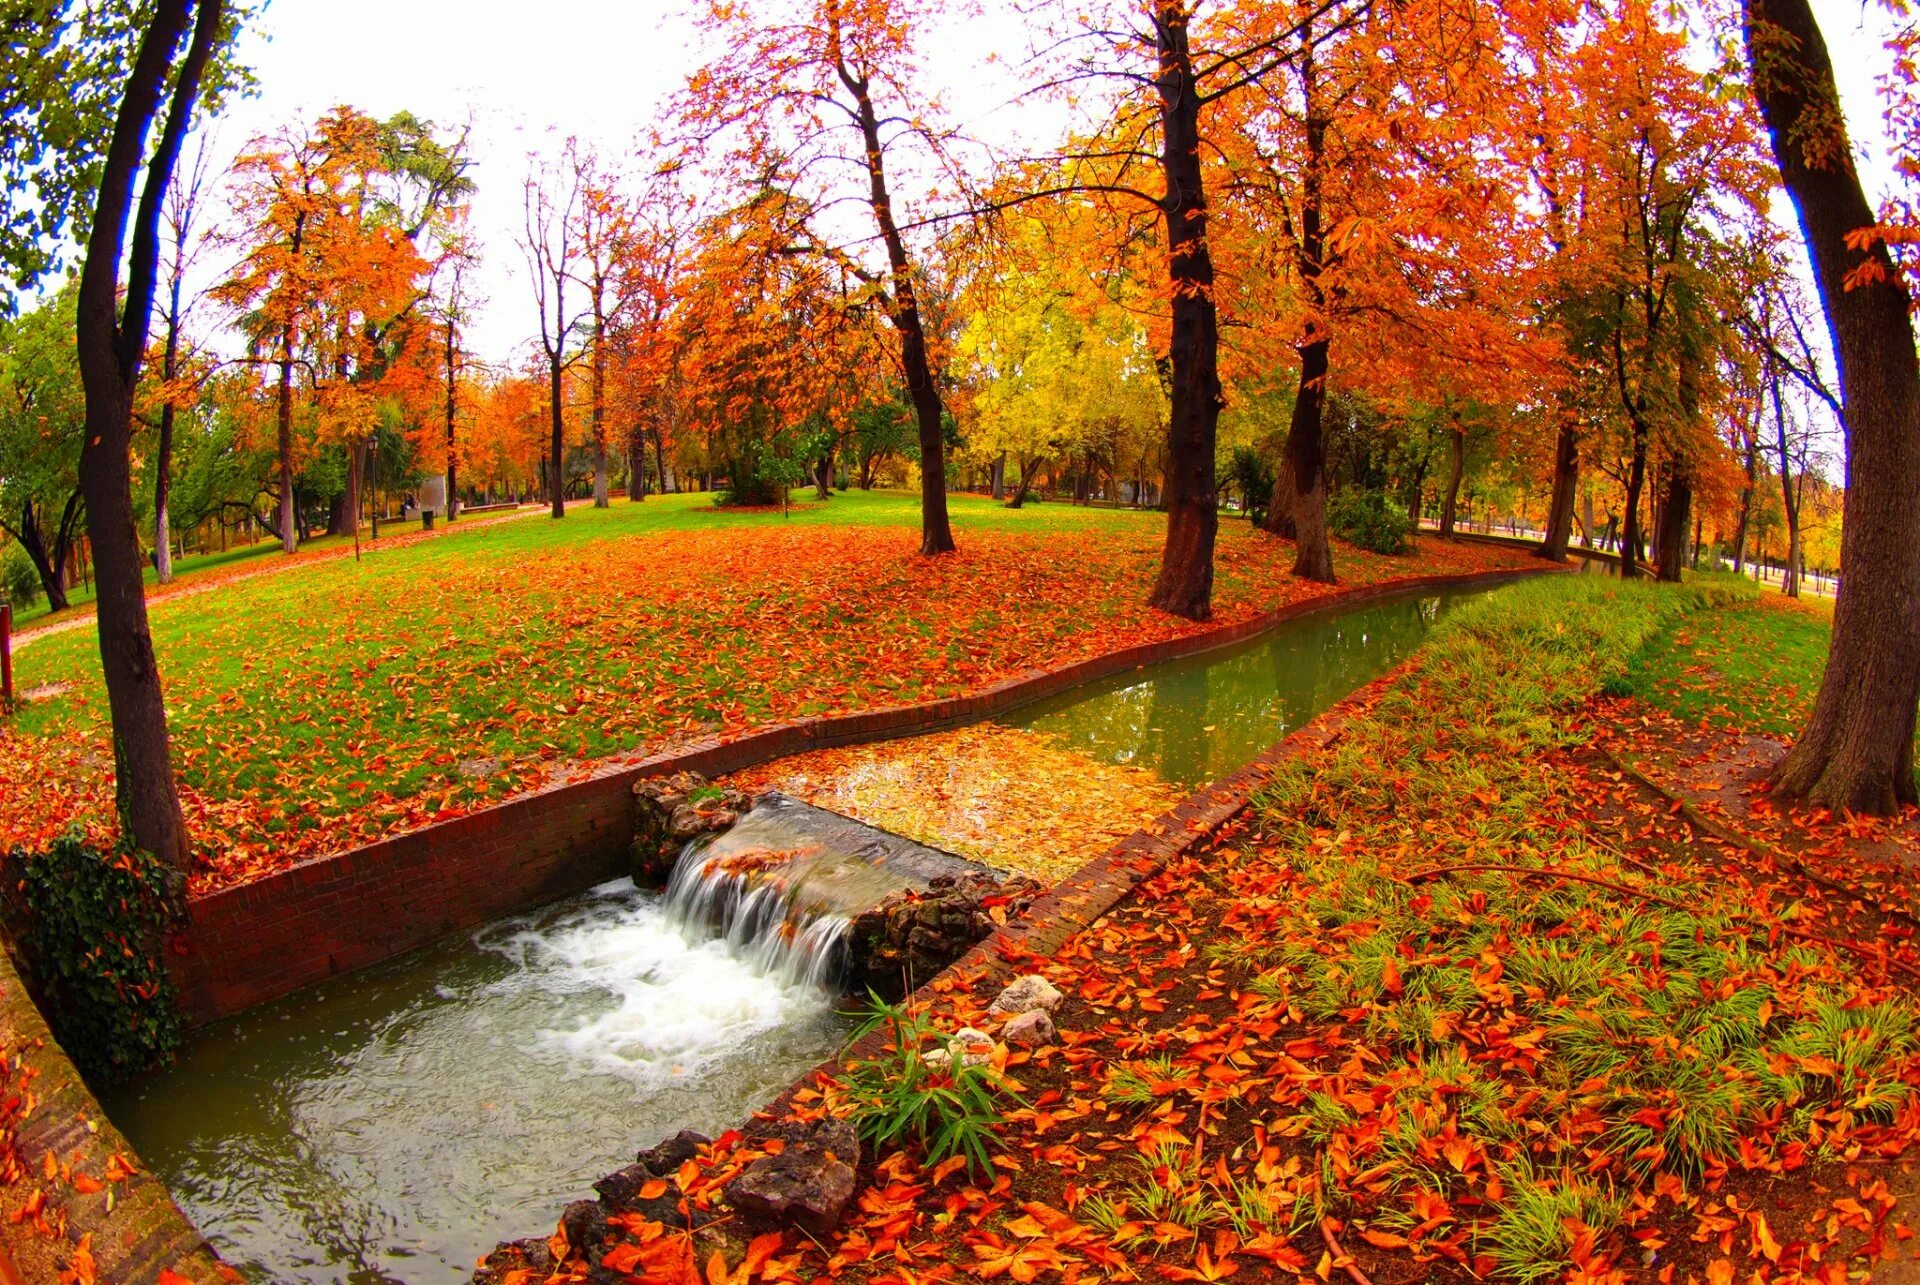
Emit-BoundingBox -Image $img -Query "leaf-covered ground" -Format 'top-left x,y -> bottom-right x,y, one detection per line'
0,491 -> 1534,893
533,575 -> 1920,1285
727,723 -> 1186,884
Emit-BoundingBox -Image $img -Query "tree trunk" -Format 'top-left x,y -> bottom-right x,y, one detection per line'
590,307 -> 609,508
1144,2 -> 1221,619
1655,463 -> 1691,582
1732,419 -> 1757,572
275,334 -> 297,553
1619,418 -> 1649,578
1438,420 -> 1466,538
652,423 -> 669,496
1748,0 -> 1920,811
72,0 -> 220,873
154,274 -> 183,584
832,34 -> 954,555
990,451 -> 1006,501
445,311 -> 460,520
1006,456 -> 1043,508
17,498 -> 74,611
1537,420 -> 1578,561
1284,337 -> 1334,581
549,350 -> 566,519
1272,36 -> 1333,584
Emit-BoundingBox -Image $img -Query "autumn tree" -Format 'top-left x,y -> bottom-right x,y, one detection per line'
46,0 -> 236,868
148,134 -> 215,583
683,0 -> 966,554
1745,0 -> 1920,811
521,138 -> 590,520
0,284 -> 87,610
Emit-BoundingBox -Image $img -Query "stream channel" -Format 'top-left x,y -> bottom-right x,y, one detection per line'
104,584 -> 1485,1282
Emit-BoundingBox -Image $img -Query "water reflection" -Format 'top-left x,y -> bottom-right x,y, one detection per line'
1012,593 -> 1459,786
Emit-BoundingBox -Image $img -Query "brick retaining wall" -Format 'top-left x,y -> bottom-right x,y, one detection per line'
169,564 -> 1555,1025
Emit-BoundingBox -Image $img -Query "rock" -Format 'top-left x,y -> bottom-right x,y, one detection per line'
947,1027 -> 996,1068
990,974 -> 1063,1016
845,873 -> 1042,1000
592,1162 -> 657,1209
638,1128 -> 711,1176
724,1119 -> 861,1236
922,1047 -> 953,1072
631,773 -> 751,885
1002,1009 -> 1057,1048
560,1198 -> 608,1252
472,1238 -> 552,1285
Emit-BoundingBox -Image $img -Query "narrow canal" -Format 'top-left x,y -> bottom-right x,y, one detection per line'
105,584 -> 1486,1282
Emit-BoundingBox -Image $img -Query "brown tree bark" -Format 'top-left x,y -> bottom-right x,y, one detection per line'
1619,416 -> 1649,578
829,19 -> 954,555
1537,420 -> 1579,561
1438,418 -> 1466,538
548,347 -> 566,519
15,496 -> 79,612
154,268 -> 183,583
1747,0 -> 1920,812
1655,462 -> 1692,582
73,0 -> 222,872
445,308 -> 460,520
1145,2 -> 1222,619
1285,337 -> 1334,581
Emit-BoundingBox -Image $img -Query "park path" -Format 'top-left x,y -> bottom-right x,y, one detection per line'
7,502 -> 554,656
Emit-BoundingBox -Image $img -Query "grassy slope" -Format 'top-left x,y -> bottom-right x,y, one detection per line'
0,490 -> 1536,888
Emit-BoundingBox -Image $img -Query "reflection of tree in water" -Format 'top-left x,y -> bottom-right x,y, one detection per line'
1016,591 -> 1476,788
1146,662 -> 1213,784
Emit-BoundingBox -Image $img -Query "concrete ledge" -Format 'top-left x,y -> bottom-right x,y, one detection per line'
0,946 -> 226,1284
168,562 -> 1558,1025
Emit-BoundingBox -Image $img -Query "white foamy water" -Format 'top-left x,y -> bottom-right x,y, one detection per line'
107,879 -> 847,1284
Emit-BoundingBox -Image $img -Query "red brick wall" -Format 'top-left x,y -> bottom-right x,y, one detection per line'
168,565 -> 1551,1025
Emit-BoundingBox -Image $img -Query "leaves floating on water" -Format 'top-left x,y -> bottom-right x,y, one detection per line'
730,723 -> 1185,884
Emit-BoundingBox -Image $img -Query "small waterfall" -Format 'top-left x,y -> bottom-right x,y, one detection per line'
660,793 -> 990,992
662,841 -> 853,990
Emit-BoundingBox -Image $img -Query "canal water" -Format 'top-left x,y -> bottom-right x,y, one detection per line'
106,585 -> 1484,1282
1013,589 -> 1472,785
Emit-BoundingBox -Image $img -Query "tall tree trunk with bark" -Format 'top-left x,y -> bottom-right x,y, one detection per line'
1733,417 -> 1757,572
829,22 -> 954,555
1619,417 -> 1649,578
73,0 -> 221,873
445,311 -> 460,520
590,305 -> 609,508
1537,420 -> 1579,561
548,349 -> 566,518
1748,0 -> 1920,811
1438,418 -> 1466,538
154,272 -> 184,583
1768,359 -> 1803,597
1145,2 -> 1222,618
275,330 -> 297,553
1265,37 -> 1334,583
1655,463 -> 1692,582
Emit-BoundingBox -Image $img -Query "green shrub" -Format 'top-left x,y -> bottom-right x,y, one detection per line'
838,994 -> 1014,1176
12,833 -> 185,1085
1328,487 -> 1414,555
1224,446 -> 1276,526
2,544 -> 39,609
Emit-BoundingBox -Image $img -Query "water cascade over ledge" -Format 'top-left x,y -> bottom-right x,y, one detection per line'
661,791 -> 991,991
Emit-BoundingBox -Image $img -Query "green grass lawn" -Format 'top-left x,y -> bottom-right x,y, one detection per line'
1625,577 -> 1833,741
7,512 -> 454,630
1,487 -> 1541,887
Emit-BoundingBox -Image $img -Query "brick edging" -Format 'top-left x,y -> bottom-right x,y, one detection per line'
0,946 -> 225,1284
169,562 -> 1558,1024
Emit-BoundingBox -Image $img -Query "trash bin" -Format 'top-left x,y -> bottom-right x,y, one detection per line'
422,510 -> 436,531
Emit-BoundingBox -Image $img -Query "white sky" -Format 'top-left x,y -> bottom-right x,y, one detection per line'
193,0 -> 1901,374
